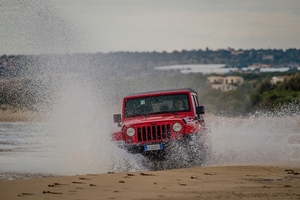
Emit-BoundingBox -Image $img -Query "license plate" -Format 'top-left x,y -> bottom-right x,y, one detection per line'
115,140 -> 125,147
144,144 -> 163,151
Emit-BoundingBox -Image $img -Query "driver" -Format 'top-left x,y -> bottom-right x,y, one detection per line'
173,99 -> 185,111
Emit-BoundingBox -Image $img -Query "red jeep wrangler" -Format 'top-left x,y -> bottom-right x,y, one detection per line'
112,88 -> 211,165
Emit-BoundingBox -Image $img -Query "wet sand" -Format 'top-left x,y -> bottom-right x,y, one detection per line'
0,166 -> 300,200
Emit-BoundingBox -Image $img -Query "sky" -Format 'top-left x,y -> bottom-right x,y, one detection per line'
0,0 -> 300,55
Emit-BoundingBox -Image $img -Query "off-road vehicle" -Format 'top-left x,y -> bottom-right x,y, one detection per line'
112,88 -> 211,165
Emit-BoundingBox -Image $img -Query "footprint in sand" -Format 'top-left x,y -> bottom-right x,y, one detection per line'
79,177 -> 90,180
18,193 -> 33,197
140,173 -> 154,176
72,181 -> 86,184
43,191 -> 63,194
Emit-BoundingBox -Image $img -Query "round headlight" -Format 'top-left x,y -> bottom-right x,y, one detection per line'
172,122 -> 182,132
126,127 -> 136,136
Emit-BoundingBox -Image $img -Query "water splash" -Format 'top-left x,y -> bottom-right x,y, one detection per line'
0,0 -> 133,176
44,75 -> 147,175
0,0 -> 86,55
205,108 -> 300,167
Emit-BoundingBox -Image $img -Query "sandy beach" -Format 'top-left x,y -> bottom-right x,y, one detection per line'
0,165 -> 299,200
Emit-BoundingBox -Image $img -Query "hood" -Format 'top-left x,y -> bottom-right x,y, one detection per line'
123,114 -> 190,127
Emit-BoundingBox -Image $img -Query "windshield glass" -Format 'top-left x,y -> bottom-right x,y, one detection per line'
124,94 -> 190,118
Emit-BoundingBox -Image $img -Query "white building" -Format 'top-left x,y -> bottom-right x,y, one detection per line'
207,76 -> 244,91
270,76 -> 289,85
154,64 -> 228,74
211,84 -> 237,91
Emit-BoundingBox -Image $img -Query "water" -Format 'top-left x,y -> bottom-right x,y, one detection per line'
1,112 -> 299,178
0,122 -> 50,170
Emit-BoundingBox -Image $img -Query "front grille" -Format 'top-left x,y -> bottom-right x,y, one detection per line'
137,124 -> 171,142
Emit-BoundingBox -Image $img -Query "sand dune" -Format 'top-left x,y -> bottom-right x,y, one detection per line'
1,165 -> 300,200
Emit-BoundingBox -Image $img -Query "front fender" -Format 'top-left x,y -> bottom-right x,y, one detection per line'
111,131 -> 124,141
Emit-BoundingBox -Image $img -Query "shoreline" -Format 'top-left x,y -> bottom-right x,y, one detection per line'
0,171 -> 55,181
0,108 -> 45,122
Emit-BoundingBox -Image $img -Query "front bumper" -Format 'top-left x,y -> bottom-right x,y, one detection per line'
117,140 -> 175,154
115,134 -> 198,154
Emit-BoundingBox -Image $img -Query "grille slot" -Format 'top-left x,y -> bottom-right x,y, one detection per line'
137,124 -> 171,142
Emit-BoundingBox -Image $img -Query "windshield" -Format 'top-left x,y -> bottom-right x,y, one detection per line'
124,94 -> 190,118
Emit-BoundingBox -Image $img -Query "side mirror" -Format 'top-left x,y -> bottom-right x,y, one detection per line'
113,114 -> 121,123
113,114 -> 122,127
196,106 -> 205,115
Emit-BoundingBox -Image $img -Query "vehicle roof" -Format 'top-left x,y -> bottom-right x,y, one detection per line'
126,88 -> 197,97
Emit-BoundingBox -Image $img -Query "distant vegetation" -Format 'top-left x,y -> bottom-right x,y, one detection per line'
0,48 -> 300,116
249,73 -> 300,110
200,72 -> 300,116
